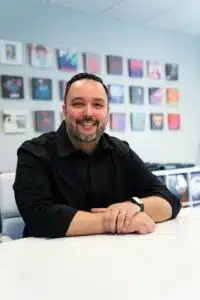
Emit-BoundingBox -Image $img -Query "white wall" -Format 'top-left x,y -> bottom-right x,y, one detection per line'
0,0 -> 200,171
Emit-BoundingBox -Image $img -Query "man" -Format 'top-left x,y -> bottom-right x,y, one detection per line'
13,73 -> 181,238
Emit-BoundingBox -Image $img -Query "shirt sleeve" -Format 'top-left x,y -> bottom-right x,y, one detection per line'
13,145 -> 78,238
127,146 -> 182,219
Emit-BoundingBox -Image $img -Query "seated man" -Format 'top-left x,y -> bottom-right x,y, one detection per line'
13,73 -> 181,238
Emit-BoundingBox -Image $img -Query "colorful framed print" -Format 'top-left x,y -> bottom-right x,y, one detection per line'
83,52 -> 101,74
146,60 -> 162,79
130,113 -> 145,131
165,63 -> 178,81
106,55 -> 123,75
150,113 -> 164,130
59,80 -> 67,100
1,75 -> 24,99
57,49 -> 78,72
109,113 -> 126,132
2,110 -> 28,133
31,78 -> 52,100
28,44 -> 53,68
0,40 -> 22,65
148,87 -> 162,105
128,59 -> 144,78
129,86 -> 144,104
168,114 -> 180,130
108,84 -> 124,104
33,110 -> 55,132
166,88 -> 179,105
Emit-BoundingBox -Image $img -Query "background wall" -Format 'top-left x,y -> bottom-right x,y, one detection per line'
0,1 -> 200,171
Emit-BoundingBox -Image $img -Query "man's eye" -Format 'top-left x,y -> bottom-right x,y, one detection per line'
94,103 -> 103,108
73,103 -> 83,107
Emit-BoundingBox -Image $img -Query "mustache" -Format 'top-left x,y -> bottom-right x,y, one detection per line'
76,117 -> 99,125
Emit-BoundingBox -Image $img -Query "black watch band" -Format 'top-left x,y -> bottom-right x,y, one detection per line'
131,197 -> 144,212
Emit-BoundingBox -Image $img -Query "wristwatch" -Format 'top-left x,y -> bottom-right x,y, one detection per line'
131,197 -> 144,212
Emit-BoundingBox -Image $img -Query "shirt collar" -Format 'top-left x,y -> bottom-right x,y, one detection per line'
56,121 -> 114,157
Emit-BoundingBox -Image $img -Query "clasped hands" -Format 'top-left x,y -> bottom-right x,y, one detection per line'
91,201 -> 155,235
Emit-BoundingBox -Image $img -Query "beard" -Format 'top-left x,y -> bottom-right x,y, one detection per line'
66,116 -> 106,143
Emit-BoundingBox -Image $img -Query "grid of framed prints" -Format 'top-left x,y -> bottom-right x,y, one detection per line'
0,38 -> 181,134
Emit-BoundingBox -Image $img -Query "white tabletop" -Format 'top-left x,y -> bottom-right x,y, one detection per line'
1,207 -> 200,300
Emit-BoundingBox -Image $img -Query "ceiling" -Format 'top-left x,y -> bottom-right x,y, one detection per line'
46,0 -> 200,36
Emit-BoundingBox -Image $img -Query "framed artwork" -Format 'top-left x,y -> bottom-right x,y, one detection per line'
190,172 -> 200,202
128,59 -> 144,78
168,114 -> 181,130
57,49 -> 78,72
2,110 -> 28,134
148,87 -> 162,105
0,40 -> 22,65
146,60 -> 162,79
165,63 -> 178,81
34,110 -> 55,132
109,113 -> 126,132
150,113 -> 164,130
166,88 -> 179,105
59,80 -> 67,100
106,55 -> 123,75
28,43 -> 53,68
130,113 -> 145,131
1,75 -> 24,99
31,78 -> 52,100
83,52 -> 101,74
168,173 -> 189,204
108,84 -> 124,104
129,86 -> 144,104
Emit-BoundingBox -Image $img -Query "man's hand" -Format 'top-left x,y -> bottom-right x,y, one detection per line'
91,201 -> 155,234
91,201 -> 139,233
127,212 -> 155,234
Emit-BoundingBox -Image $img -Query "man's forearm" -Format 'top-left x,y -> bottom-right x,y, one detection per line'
66,211 -> 104,237
143,196 -> 172,223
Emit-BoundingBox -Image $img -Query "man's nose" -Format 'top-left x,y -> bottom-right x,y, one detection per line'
84,105 -> 93,115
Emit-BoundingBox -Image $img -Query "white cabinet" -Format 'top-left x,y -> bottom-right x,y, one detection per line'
153,166 -> 200,207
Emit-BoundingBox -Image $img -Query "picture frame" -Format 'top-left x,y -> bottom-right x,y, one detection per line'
130,113 -> 145,131
109,113 -> 126,132
107,84 -> 124,104
106,55 -> 123,75
128,59 -> 144,78
150,113 -> 164,130
1,75 -> 24,99
28,43 -> 53,69
129,86 -> 144,105
0,40 -> 23,65
57,49 -> 78,72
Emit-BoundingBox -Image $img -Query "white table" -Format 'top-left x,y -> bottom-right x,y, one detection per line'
1,207 -> 200,300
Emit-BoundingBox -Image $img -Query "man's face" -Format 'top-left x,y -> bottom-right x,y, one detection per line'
62,79 -> 109,143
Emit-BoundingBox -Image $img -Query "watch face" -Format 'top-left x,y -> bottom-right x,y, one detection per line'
133,197 -> 143,205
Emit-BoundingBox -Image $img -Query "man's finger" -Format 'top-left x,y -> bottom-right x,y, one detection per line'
117,211 -> 126,233
91,208 -> 107,213
123,211 -> 140,233
108,210 -> 119,233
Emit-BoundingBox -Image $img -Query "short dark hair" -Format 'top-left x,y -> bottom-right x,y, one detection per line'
64,72 -> 109,103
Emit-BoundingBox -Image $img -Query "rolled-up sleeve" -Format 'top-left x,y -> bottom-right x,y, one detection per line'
13,146 -> 77,238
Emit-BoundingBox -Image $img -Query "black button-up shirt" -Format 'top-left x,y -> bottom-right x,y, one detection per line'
13,121 -> 181,238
